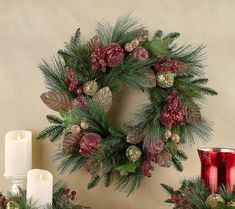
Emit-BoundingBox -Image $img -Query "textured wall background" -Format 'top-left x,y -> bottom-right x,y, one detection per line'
0,0 -> 235,208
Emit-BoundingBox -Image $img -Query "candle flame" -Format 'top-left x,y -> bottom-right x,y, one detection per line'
16,134 -> 21,140
38,174 -> 44,181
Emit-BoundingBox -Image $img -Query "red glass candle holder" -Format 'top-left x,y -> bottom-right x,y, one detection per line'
198,148 -> 235,193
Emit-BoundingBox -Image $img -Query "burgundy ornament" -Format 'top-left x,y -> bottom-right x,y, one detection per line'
145,140 -> 165,154
130,46 -> 149,61
79,133 -> 102,156
91,43 -> 124,72
160,91 -> 185,127
198,148 -> 235,193
155,58 -> 180,73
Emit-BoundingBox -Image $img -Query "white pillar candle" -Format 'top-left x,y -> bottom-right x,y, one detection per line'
5,130 -> 32,176
27,169 -> 53,208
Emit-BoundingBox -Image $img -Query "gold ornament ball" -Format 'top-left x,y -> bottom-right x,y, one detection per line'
156,72 -> 174,88
124,43 -> 134,52
70,125 -> 81,134
83,80 -> 98,96
80,121 -> 89,130
131,39 -> 140,48
206,194 -> 225,209
6,201 -> 19,209
164,130 -> 172,140
126,145 -> 142,162
171,133 -> 180,144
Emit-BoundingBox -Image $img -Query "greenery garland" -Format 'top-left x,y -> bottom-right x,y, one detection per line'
162,178 -> 235,209
0,182 -> 90,209
37,13 -> 217,195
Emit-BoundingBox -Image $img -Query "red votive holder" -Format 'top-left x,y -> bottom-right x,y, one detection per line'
198,148 -> 235,193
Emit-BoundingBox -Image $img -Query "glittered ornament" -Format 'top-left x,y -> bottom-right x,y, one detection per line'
131,39 -> 140,48
80,121 -> 89,130
156,72 -> 174,88
185,103 -> 202,124
91,43 -> 124,72
206,194 -> 225,209
105,43 -> 125,67
155,150 -> 172,167
171,133 -> 180,144
130,46 -> 149,61
160,91 -> 186,127
79,133 -> 102,156
70,125 -> 81,134
124,43 -> 134,52
82,80 -> 98,96
62,134 -> 81,155
6,201 -> 17,209
164,130 -> 172,140
126,145 -> 142,162
146,140 -> 165,154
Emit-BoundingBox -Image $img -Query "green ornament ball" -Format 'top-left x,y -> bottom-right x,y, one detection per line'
206,194 -> 225,209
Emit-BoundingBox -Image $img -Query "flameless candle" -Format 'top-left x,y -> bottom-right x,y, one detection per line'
27,169 -> 53,208
5,130 -> 32,176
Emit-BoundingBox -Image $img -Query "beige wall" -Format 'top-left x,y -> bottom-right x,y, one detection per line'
1,0 -> 235,208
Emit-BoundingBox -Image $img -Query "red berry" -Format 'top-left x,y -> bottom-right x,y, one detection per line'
64,188 -> 70,194
71,191 -> 77,196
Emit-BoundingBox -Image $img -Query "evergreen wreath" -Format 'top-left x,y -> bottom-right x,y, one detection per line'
162,178 -> 235,209
38,13 -> 217,195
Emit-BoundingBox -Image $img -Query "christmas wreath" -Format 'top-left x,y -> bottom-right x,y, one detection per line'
162,178 -> 235,209
37,14 -> 217,195
0,182 -> 90,209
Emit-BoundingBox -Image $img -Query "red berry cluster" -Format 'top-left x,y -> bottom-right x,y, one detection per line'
91,43 -> 124,72
160,90 -> 185,127
141,160 -> 154,177
65,67 -> 82,93
171,192 -> 191,209
63,188 -> 77,201
155,58 -> 180,73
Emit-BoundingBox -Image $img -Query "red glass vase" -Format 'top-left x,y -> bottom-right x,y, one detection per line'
198,148 -> 235,193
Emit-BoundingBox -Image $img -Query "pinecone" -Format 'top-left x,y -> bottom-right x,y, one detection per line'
185,104 -> 201,124
62,134 -> 82,155
155,150 -> 172,167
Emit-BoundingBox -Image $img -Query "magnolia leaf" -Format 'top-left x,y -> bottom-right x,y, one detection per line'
93,87 -> 112,112
144,38 -> 174,57
41,91 -> 72,112
88,35 -> 101,50
116,161 -> 140,176
139,68 -> 156,88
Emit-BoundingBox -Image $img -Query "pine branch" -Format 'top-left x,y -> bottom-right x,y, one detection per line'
172,157 -> 183,172
54,150 -> 87,174
161,183 -> 176,195
115,169 -> 144,196
87,175 -> 101,190
191,78 -> 209,85
46,115 -> 63,124
37,125 -> 64,141
176,150 -> 188,161
104,171 -> 114,187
